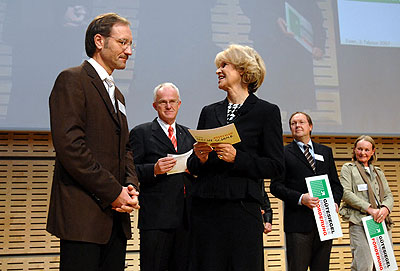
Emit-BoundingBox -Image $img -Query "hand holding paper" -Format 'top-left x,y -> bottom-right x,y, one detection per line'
193,142 -> 213,164
167,150 -> 193,175
212,143 -> 236,163
301,193 -> 320,209
154,157 -> 177,175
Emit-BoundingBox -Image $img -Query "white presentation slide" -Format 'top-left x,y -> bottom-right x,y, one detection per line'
337,0 -> 400,47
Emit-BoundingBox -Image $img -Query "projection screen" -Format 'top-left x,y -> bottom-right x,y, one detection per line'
0,0 -> 399,135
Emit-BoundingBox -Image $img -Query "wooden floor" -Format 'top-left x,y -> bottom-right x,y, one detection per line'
0,132 -> 399,270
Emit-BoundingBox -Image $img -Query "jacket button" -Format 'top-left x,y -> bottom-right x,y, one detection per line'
116,128 -> 121,135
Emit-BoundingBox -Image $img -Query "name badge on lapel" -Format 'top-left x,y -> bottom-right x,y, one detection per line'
117,100 -> 126,116
315,154 -> 324,162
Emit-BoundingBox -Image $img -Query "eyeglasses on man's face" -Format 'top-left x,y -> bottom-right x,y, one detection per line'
107,36 -> 136,51
157,99 -> 180,107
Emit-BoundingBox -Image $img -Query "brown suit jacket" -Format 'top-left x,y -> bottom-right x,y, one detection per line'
46,60 -> 139,244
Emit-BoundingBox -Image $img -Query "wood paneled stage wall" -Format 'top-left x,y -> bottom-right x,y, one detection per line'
0,132 -> 399,270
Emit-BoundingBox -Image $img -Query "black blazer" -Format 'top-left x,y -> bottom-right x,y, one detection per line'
47,61 -> 138,244
129,119 -> 195,230
270,140 -> 343,233
187,93 -> 284,204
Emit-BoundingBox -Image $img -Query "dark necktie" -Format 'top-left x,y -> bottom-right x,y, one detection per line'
168,125 -> 177,151
304,144 -> 316,172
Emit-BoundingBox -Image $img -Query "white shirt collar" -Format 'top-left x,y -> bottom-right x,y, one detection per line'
294,139 -> 314,153
156,117 -> 176,137
87,58 -> 110,81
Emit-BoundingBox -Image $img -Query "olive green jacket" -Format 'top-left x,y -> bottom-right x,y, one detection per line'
339,162 -> 393,225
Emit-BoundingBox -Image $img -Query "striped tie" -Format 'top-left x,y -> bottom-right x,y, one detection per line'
304,144 -> 316,172
168,125 -> 177,151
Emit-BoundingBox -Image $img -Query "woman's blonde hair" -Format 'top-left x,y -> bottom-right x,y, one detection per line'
352,135 -> 377,164
215,44 -> 266,93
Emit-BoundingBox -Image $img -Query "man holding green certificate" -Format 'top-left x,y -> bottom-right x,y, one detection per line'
271,112 -> 343,271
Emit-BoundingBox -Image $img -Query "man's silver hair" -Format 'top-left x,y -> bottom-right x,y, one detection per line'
153,82 -> 180,102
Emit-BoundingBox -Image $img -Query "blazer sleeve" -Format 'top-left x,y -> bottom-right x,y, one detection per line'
262,182 -> 273,223
129,126 -> 157,183
49,70 -> 122,209
187,107 -> 209,175
125,147 -> 140,191
270,158 -> 303,207
232,103 -> 284,180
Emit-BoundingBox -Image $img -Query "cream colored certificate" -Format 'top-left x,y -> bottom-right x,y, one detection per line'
167,149 -> 193,175
188,123 -> 241,145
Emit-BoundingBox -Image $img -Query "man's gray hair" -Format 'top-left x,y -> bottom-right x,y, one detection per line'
153,82 -> 180,102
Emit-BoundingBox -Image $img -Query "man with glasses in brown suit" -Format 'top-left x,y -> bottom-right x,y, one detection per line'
47,13 -> 139,271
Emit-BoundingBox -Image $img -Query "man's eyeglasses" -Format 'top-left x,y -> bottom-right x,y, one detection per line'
108,36 -> 136,51
157,100 -> 180,107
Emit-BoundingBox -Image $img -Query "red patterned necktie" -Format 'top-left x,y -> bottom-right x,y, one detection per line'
168,125 -> 177,151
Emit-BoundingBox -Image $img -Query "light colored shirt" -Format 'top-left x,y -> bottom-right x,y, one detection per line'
156,117 -> 176,139
295,139 -> 315,159
87,58 -> 116,110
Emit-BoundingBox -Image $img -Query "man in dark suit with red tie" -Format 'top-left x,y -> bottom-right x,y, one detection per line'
270,112 -> 343,271
47,13 -> 140,271
129,82 -> 195,271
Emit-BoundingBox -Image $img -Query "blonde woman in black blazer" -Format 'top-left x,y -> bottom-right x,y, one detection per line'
187,44 -> 284,271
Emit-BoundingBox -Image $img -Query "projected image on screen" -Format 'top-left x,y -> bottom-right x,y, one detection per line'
0,0 -> 399,135
337,0 -> 400,47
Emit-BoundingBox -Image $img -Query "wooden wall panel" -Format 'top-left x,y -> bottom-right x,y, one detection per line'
0,131 -> 399,270
330,246 -> 353,271
0,256 -> 59,270
264,249 -> 286,271
125,252 -> 141,271
263,180 -> 285,247
0,160 -> 58,254
0,132 -> 54,157
127,210 -> 140,251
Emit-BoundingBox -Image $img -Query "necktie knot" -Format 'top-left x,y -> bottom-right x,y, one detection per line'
303,144 -> 316,172
104,76 -> 116,111
168,125 -> 174,136
104,76 -> 114,88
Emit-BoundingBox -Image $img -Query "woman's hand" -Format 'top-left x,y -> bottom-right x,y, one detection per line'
367,206 -> 388,223
211,143 -> 236,163
264,222 -> 272,234
193,142 -> 213,164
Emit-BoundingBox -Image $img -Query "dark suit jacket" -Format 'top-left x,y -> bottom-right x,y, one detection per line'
187,93 -> 284,204
129,119 -> 195,230
270,140 -> 343,233
47,61 -> 139,244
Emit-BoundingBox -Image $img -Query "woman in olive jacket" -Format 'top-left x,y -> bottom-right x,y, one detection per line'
339,135 -> 394,271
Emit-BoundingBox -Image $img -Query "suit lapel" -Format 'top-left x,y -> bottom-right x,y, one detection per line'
231,93 -> 258,122
151,119 -> 176,153
214,99 -> 228,126
288,141 -> 314,171
313,142 -> 323,173
83,61 -> 120,127
176,124 -> 191,153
